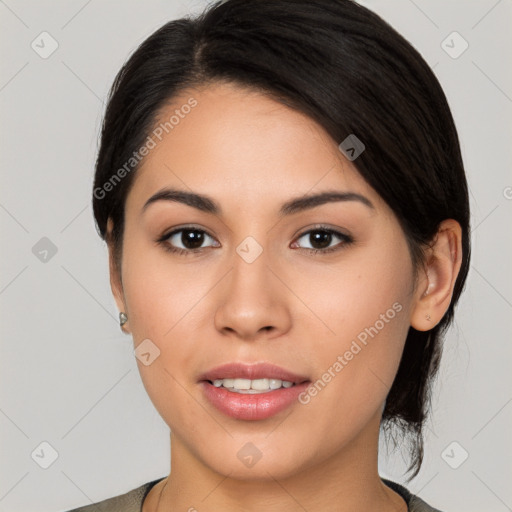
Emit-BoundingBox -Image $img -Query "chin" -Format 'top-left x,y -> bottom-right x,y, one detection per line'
187,430 -> 318,482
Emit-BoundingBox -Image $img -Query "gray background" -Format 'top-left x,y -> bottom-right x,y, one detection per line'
0,0 -> 511,510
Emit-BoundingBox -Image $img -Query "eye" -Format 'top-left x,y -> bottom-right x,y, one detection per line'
292,226 -> 353,254
157,226 -> 219,255
157,224 -> 353,256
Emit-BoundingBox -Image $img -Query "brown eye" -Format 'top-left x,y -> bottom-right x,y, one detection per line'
158,226 -> 220,255
293,227 -> 353,254
171,229 -> 208,250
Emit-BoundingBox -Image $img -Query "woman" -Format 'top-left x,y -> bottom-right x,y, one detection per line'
68,0 -> 470,510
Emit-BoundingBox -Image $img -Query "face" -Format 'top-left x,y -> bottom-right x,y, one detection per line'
110,82 -> 421,480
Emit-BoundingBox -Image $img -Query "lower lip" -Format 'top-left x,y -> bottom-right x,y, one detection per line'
200,381 -> 310,421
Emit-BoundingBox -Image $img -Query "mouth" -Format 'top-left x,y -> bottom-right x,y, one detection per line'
198,362 -> 311,420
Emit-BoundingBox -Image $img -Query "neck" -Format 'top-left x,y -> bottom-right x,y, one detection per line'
153,411 -> 407,512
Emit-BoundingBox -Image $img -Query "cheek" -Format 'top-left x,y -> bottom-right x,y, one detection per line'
122,259 -> 208,432
121,233 -> 209,340
294,235 -> 414,416
119,235 -> 209,405
294,237 -> 413,355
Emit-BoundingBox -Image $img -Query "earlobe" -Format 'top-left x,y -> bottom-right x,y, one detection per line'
410,219 -> 463,332
106,218 -> 130,334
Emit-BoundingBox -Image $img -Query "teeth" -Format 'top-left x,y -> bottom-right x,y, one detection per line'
221,378 -> 234,388
269,379 -> 282,390
233,378 -> 251,390
211,378 -> 295,393
251,378 -> 269,390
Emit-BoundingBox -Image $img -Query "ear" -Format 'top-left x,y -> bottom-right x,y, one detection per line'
106,218 -> 130,334
410,219 -> 463,331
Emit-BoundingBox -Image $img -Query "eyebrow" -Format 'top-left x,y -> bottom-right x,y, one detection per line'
142,187 -> 374,217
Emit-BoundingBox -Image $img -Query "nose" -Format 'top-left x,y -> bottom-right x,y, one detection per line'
213,243 -> 293,342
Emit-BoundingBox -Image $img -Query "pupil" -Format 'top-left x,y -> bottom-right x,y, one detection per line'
311,231 -> 331,249
183,229 -> 204,249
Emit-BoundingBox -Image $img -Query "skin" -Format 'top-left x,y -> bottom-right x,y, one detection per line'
107,82 -> 463,512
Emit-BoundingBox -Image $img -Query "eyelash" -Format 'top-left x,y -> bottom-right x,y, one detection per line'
156,224 -> 354,257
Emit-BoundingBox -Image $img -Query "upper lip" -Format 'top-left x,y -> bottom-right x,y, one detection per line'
198,362 -> 310,384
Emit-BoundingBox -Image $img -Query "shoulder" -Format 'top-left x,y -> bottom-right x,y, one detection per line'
382,478 -> 445,512
63,477 -> 165,512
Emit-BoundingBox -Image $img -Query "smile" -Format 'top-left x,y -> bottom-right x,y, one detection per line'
198,362 -> 311,420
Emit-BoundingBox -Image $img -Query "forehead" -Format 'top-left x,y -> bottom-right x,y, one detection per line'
125,82 -> 385,216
